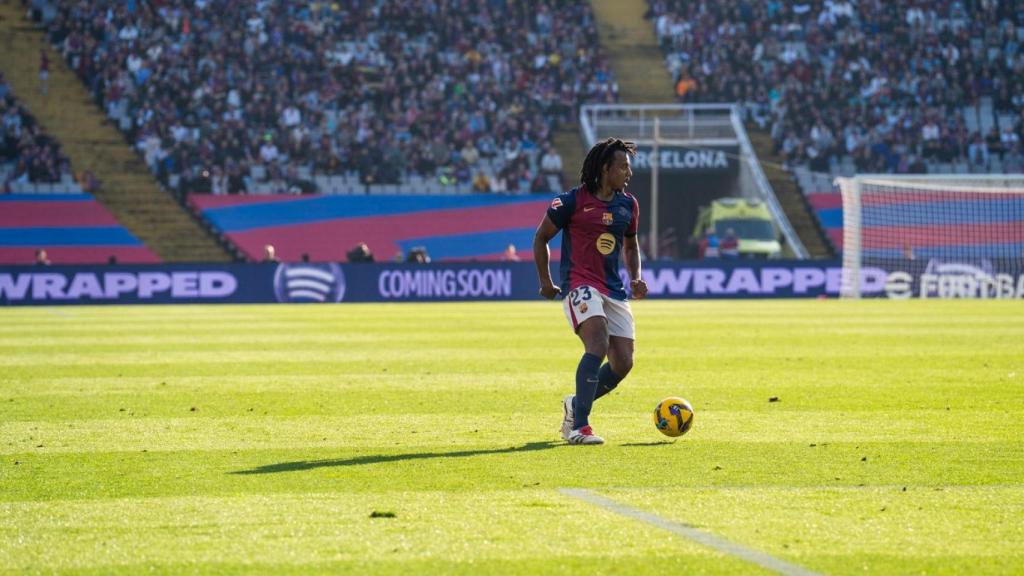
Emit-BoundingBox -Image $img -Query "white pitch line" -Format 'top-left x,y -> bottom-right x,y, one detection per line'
559,488 -> 823,576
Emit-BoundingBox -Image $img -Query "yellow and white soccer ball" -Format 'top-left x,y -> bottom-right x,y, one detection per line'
653,397 -> 695,437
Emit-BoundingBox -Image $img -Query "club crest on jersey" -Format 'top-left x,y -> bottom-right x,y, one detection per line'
579,302 -> 588,313
550,197 -> 563,209
602,212 -> 613,225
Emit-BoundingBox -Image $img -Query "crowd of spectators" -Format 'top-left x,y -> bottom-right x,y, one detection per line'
646,0 -> 1024,177
0,72 -> 79,192
42,0 -> 617,196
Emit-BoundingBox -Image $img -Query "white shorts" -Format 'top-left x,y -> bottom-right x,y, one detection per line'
562,285 -> 635,340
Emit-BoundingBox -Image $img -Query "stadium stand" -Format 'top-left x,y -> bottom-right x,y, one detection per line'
0,194 -> 161,264
189,194 -> 556,263
0,2 -> 235,264
805,191 -> 844,249
0,69 -> 153,264
645,0 -> 1024,253
1,73 -> 84,194
647,0 -> 1023,176
42,0 -> 618,196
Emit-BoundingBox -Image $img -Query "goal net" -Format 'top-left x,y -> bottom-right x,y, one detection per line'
836,175 -> 1024,299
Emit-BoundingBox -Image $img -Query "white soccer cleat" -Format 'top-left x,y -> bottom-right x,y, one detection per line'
567,425 -> 604,445
560,394 -> 575,441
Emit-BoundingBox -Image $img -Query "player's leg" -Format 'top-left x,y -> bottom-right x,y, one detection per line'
594,335 -> 633,401
572,314 -> 608,429
561,286 -> 608,444
594,297 -> 635,401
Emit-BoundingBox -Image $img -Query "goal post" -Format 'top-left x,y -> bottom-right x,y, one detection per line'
836,175 -> 1024,299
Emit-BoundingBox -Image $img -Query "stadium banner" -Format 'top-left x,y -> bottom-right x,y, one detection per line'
864,257 -> 1024,300
630,145 -> 739,174
3,260 -> 1022,305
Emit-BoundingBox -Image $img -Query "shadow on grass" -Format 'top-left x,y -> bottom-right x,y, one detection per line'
619,441 -> 677,447
231,440 -> 561,475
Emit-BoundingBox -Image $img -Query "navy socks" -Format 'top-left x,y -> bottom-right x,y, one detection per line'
593,363 -> 623,401
573,353 -> 602,429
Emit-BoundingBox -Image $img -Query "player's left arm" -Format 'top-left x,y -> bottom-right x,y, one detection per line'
624,195 -> 647,299
623,234 -> 647,299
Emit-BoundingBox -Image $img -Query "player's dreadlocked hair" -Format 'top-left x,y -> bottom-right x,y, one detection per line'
579,137 -> 637,192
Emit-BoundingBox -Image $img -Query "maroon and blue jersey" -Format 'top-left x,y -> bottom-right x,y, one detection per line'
546,185 -> 639,300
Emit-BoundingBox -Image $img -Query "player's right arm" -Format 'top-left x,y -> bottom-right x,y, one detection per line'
534,215 -> 561,299
535,192 -> 575,299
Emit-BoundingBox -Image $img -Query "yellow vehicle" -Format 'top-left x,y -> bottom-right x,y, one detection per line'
691,198 -> 782,259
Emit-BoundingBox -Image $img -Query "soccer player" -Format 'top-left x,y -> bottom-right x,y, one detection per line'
533,138 -> 648,445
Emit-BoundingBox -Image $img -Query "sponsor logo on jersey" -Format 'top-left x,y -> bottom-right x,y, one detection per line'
550,198 -> 563,209
596,233 -> 616,255
583,206 -> 596,212
602,212 -> 613,225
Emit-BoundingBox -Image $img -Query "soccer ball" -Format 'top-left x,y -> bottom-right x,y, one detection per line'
653,397 -> 694,437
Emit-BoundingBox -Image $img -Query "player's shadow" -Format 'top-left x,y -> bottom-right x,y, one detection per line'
619,441 -> 677,446
231,440 -> 560,475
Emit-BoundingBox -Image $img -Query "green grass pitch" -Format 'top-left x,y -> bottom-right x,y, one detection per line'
1,300 -> 1022,574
